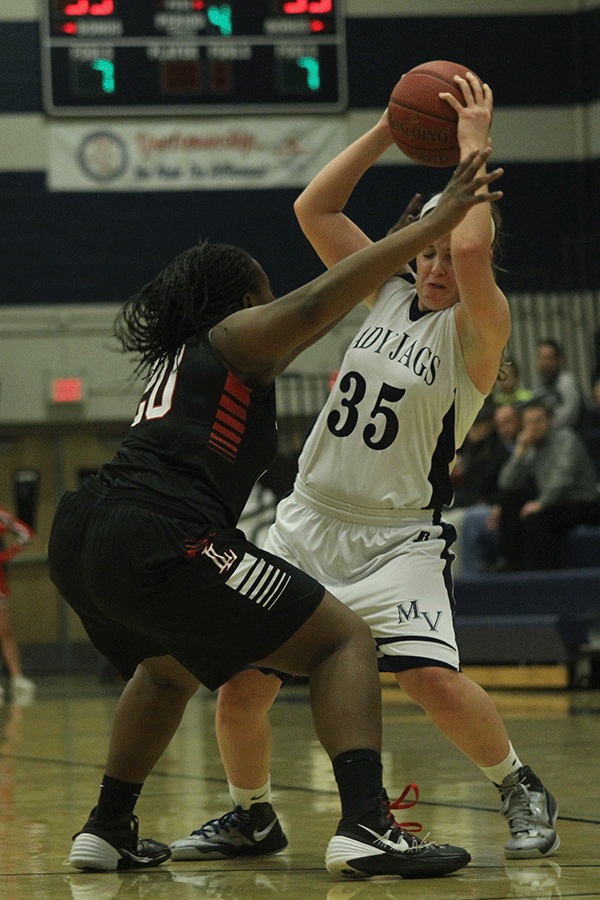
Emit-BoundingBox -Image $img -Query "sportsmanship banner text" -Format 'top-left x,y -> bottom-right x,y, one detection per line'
47,118 -> 347,191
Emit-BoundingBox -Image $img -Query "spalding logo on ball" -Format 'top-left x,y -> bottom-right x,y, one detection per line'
387,60 -> 484,167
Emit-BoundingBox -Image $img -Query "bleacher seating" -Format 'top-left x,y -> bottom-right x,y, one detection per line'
454,528 -> 600,684
565,524 -> 600,567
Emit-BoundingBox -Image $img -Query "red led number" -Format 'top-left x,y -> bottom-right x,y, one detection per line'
283,1 -> 332,13
63,1 -> 114,14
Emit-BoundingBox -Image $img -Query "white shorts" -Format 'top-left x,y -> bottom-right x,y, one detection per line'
263,486 -> 460,672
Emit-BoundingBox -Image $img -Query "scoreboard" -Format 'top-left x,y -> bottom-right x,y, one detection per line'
40,1 -> 347,115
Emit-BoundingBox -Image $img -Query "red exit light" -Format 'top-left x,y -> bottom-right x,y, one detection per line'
52,378 -> 85,403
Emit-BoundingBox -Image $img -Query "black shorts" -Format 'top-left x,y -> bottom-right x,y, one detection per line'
48,487 -> 324,691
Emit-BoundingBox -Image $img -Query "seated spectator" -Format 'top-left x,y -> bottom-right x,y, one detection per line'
452,398 -> 511,508
592,326 -> 600,383
492,360 -> 531,408
529,339 -> 584,430
496,400 -> 600,570
494,403 -> 522,453
581,376 -> 600,477
449,399 -> 511,576
456,404 -> 524,576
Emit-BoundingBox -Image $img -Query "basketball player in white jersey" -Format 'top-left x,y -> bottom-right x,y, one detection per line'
170,72 -> 559,862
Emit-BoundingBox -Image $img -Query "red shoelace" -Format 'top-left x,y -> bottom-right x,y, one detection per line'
388,783 -> 422,834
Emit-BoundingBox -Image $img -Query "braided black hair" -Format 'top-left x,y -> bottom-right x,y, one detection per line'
114,240 -> 261,377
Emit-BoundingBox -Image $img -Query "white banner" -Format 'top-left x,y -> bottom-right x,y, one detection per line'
47,118 -> 347,191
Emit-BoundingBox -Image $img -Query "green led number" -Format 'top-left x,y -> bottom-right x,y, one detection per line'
91,59 -> 115,93
207,5 -> 232,36
298,56 -> 320,90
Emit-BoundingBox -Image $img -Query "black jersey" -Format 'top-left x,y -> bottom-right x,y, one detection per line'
92,332 -> 277,528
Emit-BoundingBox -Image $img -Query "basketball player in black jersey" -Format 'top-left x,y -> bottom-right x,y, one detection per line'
48,148 -> 501,879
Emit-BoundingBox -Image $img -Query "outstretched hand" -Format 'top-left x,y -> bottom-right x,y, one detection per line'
427,146 -> 502,234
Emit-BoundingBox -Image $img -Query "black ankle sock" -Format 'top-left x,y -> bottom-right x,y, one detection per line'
95,775 -> 143,822
332,749 -> 383,819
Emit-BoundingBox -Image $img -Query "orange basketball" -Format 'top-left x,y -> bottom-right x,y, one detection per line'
387,60 -> 484,167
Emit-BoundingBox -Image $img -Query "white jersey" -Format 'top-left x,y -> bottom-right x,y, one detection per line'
265,275 -> 488,670
296,274 -> 486,514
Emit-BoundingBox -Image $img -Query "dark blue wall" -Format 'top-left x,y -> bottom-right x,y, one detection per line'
1,11 -> 600,307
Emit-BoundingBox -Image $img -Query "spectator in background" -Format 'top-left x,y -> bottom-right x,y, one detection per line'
581,375 -> 600,478
0,506 -> 36,704
494,403 -> 522,453
452,398 -> 510,509
493,360 -> 531,408
530,339 -> 584,430
497,400 -> 600,570
457,404 -> 522,575
451,399 -> 511,576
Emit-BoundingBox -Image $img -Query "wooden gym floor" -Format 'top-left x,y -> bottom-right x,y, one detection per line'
1,670 -> 599,900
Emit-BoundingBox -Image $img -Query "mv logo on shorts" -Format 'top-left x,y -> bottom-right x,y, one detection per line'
397,600 -> 443,631
225,553 -> 291,610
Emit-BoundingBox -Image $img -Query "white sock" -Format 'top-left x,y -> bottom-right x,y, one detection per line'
479,743 -> 523,786
229,778 -> 271,811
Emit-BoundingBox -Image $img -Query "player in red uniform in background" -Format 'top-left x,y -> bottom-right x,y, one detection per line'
0,507 -> 35,704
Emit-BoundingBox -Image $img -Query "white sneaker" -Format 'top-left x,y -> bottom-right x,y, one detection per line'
11,675 -> 36,705
500,766 -> 559,858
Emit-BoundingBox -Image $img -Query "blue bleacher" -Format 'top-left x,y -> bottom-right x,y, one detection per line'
453,526 -> 600,681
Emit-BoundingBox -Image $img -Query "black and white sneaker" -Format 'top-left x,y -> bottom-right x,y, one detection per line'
169,803 -> 288,860
325,790 -> 471,879
69,808 -> 171,871
500,766 -> 560,858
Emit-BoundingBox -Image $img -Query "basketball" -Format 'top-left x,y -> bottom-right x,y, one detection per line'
387,60 -> 484,167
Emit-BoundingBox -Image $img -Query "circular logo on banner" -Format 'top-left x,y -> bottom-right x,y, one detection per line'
78,131 -> 128,182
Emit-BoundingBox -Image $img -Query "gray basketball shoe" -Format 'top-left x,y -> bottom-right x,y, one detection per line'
169,803 -> 287,860
499,766 -> 560,858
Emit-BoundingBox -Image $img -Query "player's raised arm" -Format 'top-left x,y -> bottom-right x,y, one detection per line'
211,149 -> 503,388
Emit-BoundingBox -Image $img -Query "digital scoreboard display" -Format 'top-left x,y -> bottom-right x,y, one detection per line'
40,1 -> 347,115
